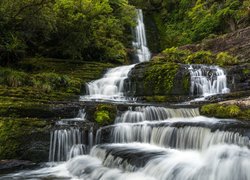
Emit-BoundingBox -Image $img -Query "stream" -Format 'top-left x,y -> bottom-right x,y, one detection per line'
1,9 -> 249,180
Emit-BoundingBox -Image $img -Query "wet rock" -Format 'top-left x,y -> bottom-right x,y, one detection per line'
128,62 -> 190,98
0,160 -> 35,172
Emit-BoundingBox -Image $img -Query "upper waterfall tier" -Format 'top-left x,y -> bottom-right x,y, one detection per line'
189,65 -> 230,97
132,9 -> 151,62
81,9 -> 151,101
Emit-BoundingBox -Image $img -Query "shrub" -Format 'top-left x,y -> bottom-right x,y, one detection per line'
215,52 -> 238,66
94,104 -> 117,126
186,51 -> 214,64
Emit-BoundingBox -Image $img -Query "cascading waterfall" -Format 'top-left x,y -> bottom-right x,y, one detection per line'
111,124 -> 250,150
82,64 -> 136,101
49,108 -> 93,162
132,9 -> 151,62
189,65 -> 230,97
81,9 -> 151,101
115,106 -> 200,123
2,9 -> 250,180
49,128 -> 87,161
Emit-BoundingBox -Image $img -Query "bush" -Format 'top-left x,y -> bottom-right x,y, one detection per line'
162,47 -> 190,63
216,52 -> 238,66
186,51 -> 214,64
94,104 -> 117,126
201,104 -> 241,118
159,47 -> 238,66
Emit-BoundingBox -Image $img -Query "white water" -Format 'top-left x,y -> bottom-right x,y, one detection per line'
49,107 -> 94,162
132,9 -> 151,62
115,106 -> 199,123
4,144 -> 250,180
49,128 -> 85,161
111,123 -> 250,150
57,109 -> 86,125
1,9 -> 249,180
189,65 -> 230,97
81,9 -> 150,101
82,64 -> 136,101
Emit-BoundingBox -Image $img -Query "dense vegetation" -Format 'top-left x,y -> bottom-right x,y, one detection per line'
0,0 -> 136,65
131,0 -> 250,50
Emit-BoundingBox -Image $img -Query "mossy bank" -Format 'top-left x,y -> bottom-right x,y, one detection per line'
0,58 -> 116,161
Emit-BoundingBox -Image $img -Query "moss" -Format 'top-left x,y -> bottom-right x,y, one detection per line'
144,96 -> 169,102
200,104 -> 249,120
157,48 -> 239,66
243,69 -> 250,75
144,62 -> 179,95
94,104 -> 117,126
0,117 -> 50,159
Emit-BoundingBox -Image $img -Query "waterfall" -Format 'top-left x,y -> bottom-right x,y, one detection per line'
132,9 -> 151,62
189,65 -> 230,97
57,109 -> 86,125
73,143 -> 249,180
115,106 -> 199,123
49,108 -> 93,162
49,128 -> 85,162
2,9 -> 250,180
111,124 -> 250,150
82,64 -> 136,101
81,9 -> 151,101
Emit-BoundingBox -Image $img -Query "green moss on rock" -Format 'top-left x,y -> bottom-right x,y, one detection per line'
94,104 -> 117,126
144,62 -> 179,95
0,118 -> 51,160
201,104 -> 249,120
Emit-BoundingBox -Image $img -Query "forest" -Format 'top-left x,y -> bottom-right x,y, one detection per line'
0,0 -> 250,179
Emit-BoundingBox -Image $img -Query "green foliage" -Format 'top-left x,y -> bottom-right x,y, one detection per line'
200,104 -> 248,119
215,52 -> 238,66
161,47 -> 190,63
187,51 -> 214,64
0,117 -> 50,159
144,62 -> 179,94
135,0 -> 250,49
0,68 -> 30,87
94,104 -> 117,126
158,47 -> 238,66
0,0 -> 136,64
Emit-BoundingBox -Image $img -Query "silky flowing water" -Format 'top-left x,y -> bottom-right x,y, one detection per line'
1,9 -> 249,180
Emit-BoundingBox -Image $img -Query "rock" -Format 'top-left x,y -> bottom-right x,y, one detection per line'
128,62 -> 190,99
0,160 -> 35,171
226,63 -> 250,92
180,27 -> 250,63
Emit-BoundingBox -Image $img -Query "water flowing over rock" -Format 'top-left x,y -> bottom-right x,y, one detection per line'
115,106 -> 199,123
82,64 -> 136,101
81,9 -> 151,101
49,128 -> 85,161
132,9 -> 151,62
189,65 -> 230,97
96,116 -> 250,150
1,9 -> 250,180
49,109 -> 93,162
